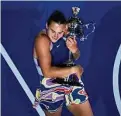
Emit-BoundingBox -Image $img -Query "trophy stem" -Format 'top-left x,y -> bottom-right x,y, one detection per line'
67,50 -> 75,66
69,50 -> 72,61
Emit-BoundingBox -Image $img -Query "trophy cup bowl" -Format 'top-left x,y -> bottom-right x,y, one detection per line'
67,7 -> 83,38
67,7 -> 96,41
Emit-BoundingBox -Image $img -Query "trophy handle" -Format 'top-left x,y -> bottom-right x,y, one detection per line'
80,23 -> 96,41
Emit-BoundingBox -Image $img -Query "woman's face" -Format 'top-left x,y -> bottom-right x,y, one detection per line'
47,21 -> 66,43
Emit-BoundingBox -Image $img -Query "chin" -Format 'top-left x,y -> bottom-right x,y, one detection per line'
51,39 -> 58,43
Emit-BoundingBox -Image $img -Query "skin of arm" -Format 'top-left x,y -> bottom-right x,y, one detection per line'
72,48 -> 80,60
34,34 -> 79,78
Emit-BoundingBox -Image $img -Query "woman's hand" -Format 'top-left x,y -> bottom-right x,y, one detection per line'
66,36 -> 78,54
71,65 -> 84,79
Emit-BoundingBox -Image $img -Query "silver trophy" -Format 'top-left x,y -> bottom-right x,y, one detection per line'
63,7 -> 96,86
67,7 -> 96,41
66,7 -> 96,63
67,7 -> 83,38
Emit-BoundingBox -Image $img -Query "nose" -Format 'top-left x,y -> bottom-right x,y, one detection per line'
54,33 -> 58,39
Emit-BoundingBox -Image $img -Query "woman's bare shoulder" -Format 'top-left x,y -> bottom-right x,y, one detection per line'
33,30 -> 51,58
35,30 -> 50,46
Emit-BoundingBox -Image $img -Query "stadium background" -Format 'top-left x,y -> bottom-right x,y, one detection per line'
1,1 -> 121,116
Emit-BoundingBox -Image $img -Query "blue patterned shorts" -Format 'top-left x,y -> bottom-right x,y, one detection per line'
33,77 -> 88,113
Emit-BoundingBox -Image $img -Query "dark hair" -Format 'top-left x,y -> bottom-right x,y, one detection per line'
47,10 -> 67,26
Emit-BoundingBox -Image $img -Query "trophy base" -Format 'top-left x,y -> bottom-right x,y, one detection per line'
53,60 -> 83,86
52,78 -> 83,87
64,59 -> 76,67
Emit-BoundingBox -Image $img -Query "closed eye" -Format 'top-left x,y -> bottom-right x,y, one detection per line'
50,28 -> 63,34
58,31 -> 63,34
